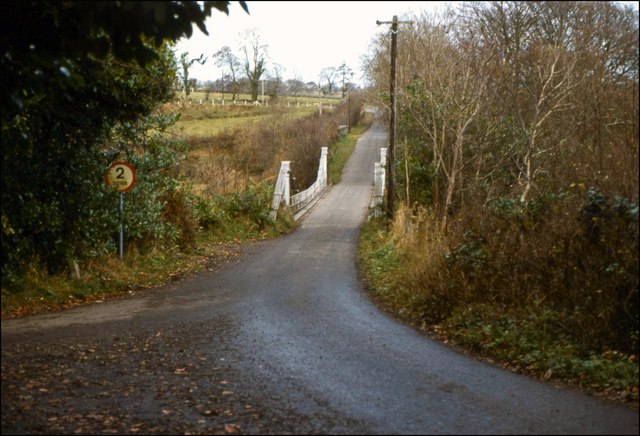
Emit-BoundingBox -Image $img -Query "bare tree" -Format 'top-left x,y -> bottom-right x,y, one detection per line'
458,2 -> 580,203
268,63 -> 285,99
213,45 -> 241,101
365,0 -> 639,218
320,66 -> 338,96
515,46 -> 579,202
286,74 -> 305,100
241,28 -> 268,102
177,52 -> 207,97
397,15 -> 488,233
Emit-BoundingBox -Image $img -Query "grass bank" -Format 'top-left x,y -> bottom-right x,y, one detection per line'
359,211 -> 639,408
1,187 -> 295,319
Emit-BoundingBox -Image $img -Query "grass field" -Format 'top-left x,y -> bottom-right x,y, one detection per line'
169,114 -> 273,137
166,95 -> 338,138
181,91 -> 343,105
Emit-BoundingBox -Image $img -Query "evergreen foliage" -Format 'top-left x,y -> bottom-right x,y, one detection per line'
1,1 -> 247,279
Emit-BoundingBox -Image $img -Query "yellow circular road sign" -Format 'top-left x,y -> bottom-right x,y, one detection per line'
105,162 -> 136,192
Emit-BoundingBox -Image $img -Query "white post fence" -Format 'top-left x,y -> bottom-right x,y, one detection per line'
270,147 -> 328,221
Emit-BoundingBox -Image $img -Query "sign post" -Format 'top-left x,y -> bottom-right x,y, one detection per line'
118,192 -> 124,259
105,162 -> 136,259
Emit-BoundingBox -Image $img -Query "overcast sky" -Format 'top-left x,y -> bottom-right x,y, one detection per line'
174,1 -> 451,87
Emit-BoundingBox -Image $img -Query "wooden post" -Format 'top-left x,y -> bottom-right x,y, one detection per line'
387,16 -> 398,222
377,16 -> 413,223
320,147 -> 328,187
269,161 -> 291,220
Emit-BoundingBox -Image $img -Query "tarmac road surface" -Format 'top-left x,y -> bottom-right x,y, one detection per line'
2,118 -> 638,434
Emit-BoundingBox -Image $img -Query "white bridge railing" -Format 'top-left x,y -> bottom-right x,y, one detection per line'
371,148 -> 387,215
270,147 -> 328,221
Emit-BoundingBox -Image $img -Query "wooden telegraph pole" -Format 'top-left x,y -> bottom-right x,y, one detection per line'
376,16 -> 413,222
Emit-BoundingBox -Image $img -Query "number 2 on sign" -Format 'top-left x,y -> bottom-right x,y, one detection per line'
106,162 -> 136,192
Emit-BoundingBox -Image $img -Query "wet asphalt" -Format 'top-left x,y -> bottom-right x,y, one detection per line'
2,119 -> 638,434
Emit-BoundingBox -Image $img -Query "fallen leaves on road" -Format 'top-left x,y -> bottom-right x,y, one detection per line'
224,423 -> 239,433
2,319 -> 371,434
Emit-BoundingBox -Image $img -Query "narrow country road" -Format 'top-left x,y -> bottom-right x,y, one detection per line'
2,119 -> 638,435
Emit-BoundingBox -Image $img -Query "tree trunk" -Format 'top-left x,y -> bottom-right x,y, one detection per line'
441,122 -> 463,235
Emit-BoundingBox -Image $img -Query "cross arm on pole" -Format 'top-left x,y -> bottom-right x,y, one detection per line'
376,19 -> 414,25
376,16 -> 415,29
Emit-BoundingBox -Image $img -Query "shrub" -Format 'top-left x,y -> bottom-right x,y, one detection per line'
160,187 -> 198,250
216,183 -> 273,231
445,188 -> 639,355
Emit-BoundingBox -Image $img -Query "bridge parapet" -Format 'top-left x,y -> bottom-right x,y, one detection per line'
270,147 -> 328,221
371,148 -> 387,215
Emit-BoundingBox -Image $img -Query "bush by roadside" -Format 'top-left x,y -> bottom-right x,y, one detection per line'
359,193 -> 639,408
